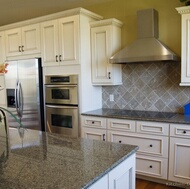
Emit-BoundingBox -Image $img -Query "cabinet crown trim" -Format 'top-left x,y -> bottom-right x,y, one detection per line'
176,6 -> 190,14
90,18 -> 123,28
0,7 -> 103,31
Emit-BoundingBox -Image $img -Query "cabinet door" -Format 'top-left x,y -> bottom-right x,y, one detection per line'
41,20 -> 59,66
58,15 -> 79,65
169,137 -> 190,184
5,28 -> 21,57
91,25 -> 112,84
21,24 -> 40,55
81,127 -> 106,141
0,75 -> 6,106
180,13 -> 190,85
0,32 -> 5,62
109,153 -> 136,189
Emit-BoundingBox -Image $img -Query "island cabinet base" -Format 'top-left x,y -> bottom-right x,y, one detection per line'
88,153 -> 136,189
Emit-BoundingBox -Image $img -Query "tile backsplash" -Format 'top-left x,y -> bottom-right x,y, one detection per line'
102,62 -> 190,113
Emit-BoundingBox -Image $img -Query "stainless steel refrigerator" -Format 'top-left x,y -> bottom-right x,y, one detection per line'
5,58 -> 44,131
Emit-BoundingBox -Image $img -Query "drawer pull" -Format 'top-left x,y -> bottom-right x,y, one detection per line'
103,134 -> 105,141
183,130 -> 187,134
150,144 -> 153,147
92,121 -> 95,124
149,165 -> 153,168
119,140 -> 122,143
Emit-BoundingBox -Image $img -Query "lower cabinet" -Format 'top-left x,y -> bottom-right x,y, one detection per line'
81,116 -> 190,185
169,123 -> 190,184
81,127 -> 106,141
88,153 -> 136,189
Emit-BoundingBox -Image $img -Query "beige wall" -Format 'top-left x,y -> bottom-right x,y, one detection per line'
84,0 -> 182,56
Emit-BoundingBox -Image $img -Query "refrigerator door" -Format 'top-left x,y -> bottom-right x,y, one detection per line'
5,59 -> 44,131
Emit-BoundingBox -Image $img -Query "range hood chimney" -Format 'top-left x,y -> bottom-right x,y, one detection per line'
110,8 -> 180,63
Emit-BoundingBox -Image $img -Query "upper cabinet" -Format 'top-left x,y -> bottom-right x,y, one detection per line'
5,23 -> 40,57
0,31 -> 6,62
176,6 -> 190,86
90,19 -> 123,85
41,16 -> 79,66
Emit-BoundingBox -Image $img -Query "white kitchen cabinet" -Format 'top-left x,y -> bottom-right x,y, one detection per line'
5,23 -> 40,57
88,153 -> 136,189
41,15 -> 79,66
176,6 -> 190,86
81,127 -> 107,141
90,19 -> 123,85
81,116 -> 107,141
0,74 -> 6,106
81,116 -> 169,180
0,31 -> 5,63
169,123 -> 190,184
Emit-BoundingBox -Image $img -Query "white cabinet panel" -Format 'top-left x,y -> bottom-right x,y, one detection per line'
5,24 -> 40,57
81,127 -> 106,141
136,155 -> 168,179
90,19 -> 122,85
41,16 -> 79,67
169,137 -> 190,184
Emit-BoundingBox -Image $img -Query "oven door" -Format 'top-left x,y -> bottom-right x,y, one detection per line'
46,105 -> 78,137
45,85 -> 78,105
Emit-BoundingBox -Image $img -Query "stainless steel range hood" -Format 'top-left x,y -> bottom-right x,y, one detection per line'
110,8 -> 180,63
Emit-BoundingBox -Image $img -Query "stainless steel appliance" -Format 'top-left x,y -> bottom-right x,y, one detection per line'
5,58 -> 45,131
45,75 -> 79,137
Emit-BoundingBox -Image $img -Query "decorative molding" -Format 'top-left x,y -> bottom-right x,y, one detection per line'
90,18 -> 123,28
0,7 -> 103,31
176,6 -> 190,14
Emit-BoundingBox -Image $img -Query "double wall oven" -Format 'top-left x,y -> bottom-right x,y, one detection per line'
45,75 -> 79,137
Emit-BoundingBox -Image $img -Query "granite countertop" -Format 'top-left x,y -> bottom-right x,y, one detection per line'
81,108 -> 190,124
0,128 -> 138,189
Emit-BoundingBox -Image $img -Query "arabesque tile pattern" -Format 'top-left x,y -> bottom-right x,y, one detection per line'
103,62 -> 190,113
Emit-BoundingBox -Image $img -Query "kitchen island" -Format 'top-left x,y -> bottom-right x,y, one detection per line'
0,127 -> 138,189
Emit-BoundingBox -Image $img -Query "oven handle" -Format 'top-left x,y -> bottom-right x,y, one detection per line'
46,105 -> 78,109
45,85 -> 77,88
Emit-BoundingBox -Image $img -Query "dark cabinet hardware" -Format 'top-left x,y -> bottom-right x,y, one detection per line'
183,130 -> 187,134
19,46 -> 22,52
92,121 -> 94,124
59,55 -> 62,62
108,72 -> 111,79
119,140 -> 122,143
22,45 -> 24,52
150,144 -> 153,147
56,55 -> 58,62
103,134 -> 105,141
149,165 -> 153,168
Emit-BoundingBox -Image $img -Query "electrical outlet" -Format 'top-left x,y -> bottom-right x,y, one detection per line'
109,94 -> 114,102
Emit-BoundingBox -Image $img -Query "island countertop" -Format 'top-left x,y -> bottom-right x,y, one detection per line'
0,128 -> 138,189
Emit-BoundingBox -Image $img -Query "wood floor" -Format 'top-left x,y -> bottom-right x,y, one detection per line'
136,179 -> 184,189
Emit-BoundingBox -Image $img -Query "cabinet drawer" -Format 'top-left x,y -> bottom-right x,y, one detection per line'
170,124 -> 190,138
108,131 -> 168,158
136,155 -> 168,179
81,127 -> 106,141
107,118 -> 135,132
81,116 -> 106,129
136,121 -> 169,136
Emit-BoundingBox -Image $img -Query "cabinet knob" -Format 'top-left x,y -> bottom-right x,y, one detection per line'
119,140 -> 122,143
183,130 -> 187,134
92,121 -> 94,124
149,165 -> 153,168
150,144 -> 153,147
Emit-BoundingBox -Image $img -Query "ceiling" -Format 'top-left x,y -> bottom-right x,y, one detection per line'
0,0 -> 111,26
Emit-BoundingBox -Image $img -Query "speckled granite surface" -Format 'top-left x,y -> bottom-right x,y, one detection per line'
81,108 -> 190,124
0,128 -> 138,189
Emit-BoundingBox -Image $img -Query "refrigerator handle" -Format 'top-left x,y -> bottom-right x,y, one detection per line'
15,80 -> 19,116
18,81 -> 23,118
